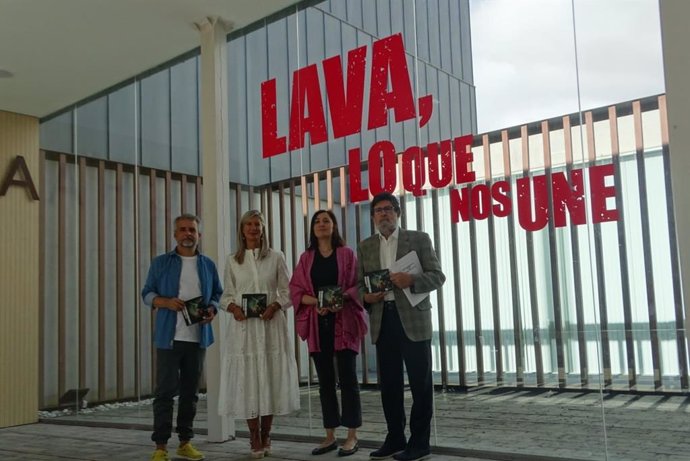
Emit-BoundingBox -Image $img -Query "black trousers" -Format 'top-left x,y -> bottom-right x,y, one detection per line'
376,303 -> 433,451
311,314 -> 362,429
151,341 -> 205,444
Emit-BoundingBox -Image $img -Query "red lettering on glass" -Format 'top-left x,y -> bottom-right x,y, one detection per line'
450,187 -> 471,223
417,94 -> 433,128
454,134 -> 476,184
491,181 -> 512,217
347,148 -> 369,203
590,163 -> 618,223
427,140 -> 453,189
471,184 -> 491,220
368,141 -> 398,196
323,46 -> 367,139
288,64 -> 328,151
402,146 -> 426,196
260,79 -> 286,158
517,175 -> 549,231
552,170 -> 586,227
367,33 -> 418,130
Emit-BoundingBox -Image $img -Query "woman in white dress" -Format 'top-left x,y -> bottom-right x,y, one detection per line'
219,210 -> 300,458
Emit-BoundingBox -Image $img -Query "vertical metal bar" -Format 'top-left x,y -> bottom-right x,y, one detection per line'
134,166 -> 141,399
431,189 -> 448,387
248,185 -> 254,210
39,151 -> 46,407
313,172 -> 320,212
339,167 -> 348,244
563,116 -> 588,387
195,176 -> 202,218
541,120 -> 566,388
149,169 -> 158,389
98,160 -> 106,401
483,134 -> 503,385
302,175 -> 314,387
633,101 -> 662,390
259,187 -> 265,215
658,95 -> 689,389
235,183 -> 242,223
502,131 -> 524,387
58,153 -> 66,399
593,111 -> 612,388
326,169 -> 333,210
289,180 -> 301,376
413,190 -> 427,376
450,194 -> 466,387
355,202 -> 368,385
522,125 -> 544,387
116,163 -> 124,399
398,153 -> 407,229
609,106 -> 637,389
78,158 -> 87,395
469,188 -> 483,385
301,175 -> 310,248
279,182 -> 287,254
266,186 -> 274,247
180,174 -> 187,214
164,171 -> 172,247
415,195 -> 424,230
399,193 -> 408,230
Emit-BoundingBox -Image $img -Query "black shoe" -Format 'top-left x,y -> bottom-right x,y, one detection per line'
370,443 -> 406,460
312,441 -> 338,455
392,448 -> 431,461
338,442 -> 359,457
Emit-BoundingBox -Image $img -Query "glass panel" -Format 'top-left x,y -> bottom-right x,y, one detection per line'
34,1 -> 686,460
572,1 -> 673,459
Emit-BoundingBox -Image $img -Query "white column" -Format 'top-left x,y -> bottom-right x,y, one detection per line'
660,1 -> 690,353
196,16 -> 234,442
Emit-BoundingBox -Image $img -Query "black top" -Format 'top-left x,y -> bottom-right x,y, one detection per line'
311,249 -> 338,339
311,249 -> 338,290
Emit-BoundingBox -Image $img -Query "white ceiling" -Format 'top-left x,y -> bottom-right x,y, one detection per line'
0,0 -> 303,118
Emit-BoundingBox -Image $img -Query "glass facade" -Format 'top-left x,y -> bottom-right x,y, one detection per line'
38,0 -> 685,459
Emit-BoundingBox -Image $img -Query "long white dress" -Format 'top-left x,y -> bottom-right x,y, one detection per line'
218,248 -> 300,419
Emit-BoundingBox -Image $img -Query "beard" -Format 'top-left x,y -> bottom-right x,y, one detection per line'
376,220 -> 397,235
180,238 -> 196,247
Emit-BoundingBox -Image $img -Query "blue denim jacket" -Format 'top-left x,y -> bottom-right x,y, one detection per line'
142,249 -> 223,349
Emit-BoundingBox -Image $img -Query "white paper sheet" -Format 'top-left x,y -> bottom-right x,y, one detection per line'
390,250 -> 428,307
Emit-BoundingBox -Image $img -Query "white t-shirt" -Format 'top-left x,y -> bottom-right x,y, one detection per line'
175,255 -> 202,343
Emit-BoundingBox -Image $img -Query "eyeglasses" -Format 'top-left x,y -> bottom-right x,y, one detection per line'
373,205 -> 396,215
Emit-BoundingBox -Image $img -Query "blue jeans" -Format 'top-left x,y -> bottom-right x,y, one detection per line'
151,341 -> 205,444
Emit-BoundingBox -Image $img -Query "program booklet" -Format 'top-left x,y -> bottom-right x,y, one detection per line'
318,285 -> 344,311
242,293 -> 267,319
364,269 -> 393,293
182,296 -> 209,326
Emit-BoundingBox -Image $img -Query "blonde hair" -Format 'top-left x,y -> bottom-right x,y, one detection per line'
234,209 -> 270,264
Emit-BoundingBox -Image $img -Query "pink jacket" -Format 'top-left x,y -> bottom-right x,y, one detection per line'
289,246 -> 368,353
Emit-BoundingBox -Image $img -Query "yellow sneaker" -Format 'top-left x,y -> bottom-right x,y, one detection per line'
150,448 -> 170,461
177,442 -> 205,460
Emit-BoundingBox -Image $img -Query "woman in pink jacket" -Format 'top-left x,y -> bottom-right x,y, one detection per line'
289,210 -> 368,457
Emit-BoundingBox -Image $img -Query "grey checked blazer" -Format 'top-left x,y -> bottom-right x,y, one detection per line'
357,229 -> 446,343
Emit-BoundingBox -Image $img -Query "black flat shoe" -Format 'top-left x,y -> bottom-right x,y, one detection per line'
338,442 -> 359,457
370,443 -> 406,460
392,447 -> 431,461
312,441 -> 338,455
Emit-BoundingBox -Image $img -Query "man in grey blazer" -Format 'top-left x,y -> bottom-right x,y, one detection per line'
357,192 -> 445,461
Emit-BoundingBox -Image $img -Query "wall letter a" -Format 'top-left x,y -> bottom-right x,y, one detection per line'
0,155 -> 39,200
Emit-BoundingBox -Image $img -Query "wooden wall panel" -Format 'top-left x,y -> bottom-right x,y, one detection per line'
0,111 -> 40,427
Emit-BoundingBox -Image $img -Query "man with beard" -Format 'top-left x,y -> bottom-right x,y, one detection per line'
357,193 -> 446,461
142,214 -> 223,461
